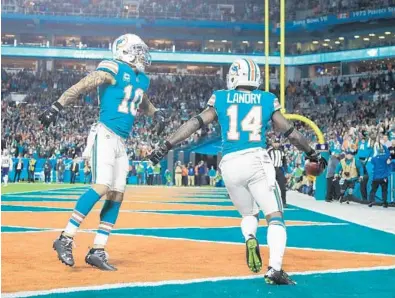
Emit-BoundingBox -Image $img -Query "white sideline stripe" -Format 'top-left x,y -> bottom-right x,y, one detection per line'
2,185 -> 88,195
110,233 -> 395,257
4,265 -> 395,298
2,229 -> 395,257
0,222 -> 348,234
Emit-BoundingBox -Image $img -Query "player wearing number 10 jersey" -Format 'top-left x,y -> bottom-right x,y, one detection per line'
148,58 -> 327,285
39,34 -> 166,271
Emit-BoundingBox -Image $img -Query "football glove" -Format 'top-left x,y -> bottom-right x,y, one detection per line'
148,141 -> 172,165
39,102 -> 63,128
305,150 -> 328,169
152,110 -> 166,135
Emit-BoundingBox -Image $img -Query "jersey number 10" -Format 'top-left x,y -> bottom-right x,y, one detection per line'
118,85 -> 144,116
227,105 -> 262,142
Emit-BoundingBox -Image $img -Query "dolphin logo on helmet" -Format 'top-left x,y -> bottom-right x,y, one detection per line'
112,34 -> 151,72
227,58 -> 261,90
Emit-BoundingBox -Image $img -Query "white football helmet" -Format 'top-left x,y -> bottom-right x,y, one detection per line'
112,34 -> 151,72
227,58 -> 261,90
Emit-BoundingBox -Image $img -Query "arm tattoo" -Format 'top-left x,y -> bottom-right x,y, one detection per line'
58,71 -> 115,106
167,107 -> 217,146
271,111 -> 313,153
140,94 -> 157,116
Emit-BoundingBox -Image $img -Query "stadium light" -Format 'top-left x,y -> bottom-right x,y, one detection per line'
338,37 -> 344,40
222,40 -> 227,42
312,41 -> 319,44
209,40 -> 214,42
258,41 -> 264,44
354,35 -> 360,39
322,43 -> 329,46
242,41 -> 249,44
324,39 -> 330,42
335,41 -> 340,44
369,33 -> 375,37
385,31 -> 391,35
363,37 -> 370,41
379,36 -> 385,39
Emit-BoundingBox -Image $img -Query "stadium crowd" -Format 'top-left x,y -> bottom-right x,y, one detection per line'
2,0 -> 393,22
1,67 -> 394,191
1,69 -> 223,160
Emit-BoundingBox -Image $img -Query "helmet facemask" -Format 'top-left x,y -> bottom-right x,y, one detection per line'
121,43 -> 151,72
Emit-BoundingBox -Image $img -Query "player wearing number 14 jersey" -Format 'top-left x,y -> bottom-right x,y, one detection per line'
39,34 -> 166,271
148,58 -> 327,285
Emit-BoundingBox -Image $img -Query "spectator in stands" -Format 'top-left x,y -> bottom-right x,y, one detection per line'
165,169 -> 172,186
326,153 -> 341,202
70,159 -> 79,184
209,166 -> 217,186
197,161 -> 206,186
187,162 -> 194,186
287,163 -> 303,190
147,162 -> 154,185
153,162 -> 162,185
57,158 -> 65,183
174,161 -> 183,187
181,164 -> 188,186
28,156 -> 36,183
136,162 -> 145,185
388,139 -> 395,173
13,155 -> 23,182
356,130 -> 373,202
369,144 -> 391,208
44,158 -> 52,183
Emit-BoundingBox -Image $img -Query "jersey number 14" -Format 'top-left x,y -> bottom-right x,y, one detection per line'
118,85 -> 144,116
227,105 -> 262,141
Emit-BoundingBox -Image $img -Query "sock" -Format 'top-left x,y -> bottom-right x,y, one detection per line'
64,189 -> 101,237
267,217 -> 287,271
93,200 -> 122,248
241,215 -> 258,241
4,175 -> 8,186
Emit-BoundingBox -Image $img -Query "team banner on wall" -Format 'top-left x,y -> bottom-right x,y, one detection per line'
277,7 -> 395,32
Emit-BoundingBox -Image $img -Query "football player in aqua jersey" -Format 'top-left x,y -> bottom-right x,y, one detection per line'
39,34 -> 166,271
149,58 -> 327,285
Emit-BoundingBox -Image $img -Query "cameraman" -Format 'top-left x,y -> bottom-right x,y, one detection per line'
334,150 -> 364,204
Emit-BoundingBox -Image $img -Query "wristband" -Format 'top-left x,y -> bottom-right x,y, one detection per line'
52,101 -> 64,112
193,115 -> 204,129
306,148 -> 316,157
154,110 -> 165,119
283,126 -> 294,138
164,141 -> 173,150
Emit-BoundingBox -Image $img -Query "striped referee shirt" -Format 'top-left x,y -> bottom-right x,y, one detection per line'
267,147 -> 287,168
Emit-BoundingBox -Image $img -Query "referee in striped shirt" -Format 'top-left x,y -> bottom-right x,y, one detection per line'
268,138 -> 288,207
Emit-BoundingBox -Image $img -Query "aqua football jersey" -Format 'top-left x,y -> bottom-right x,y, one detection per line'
96,60 -> 150,139
207,89 -> 281,156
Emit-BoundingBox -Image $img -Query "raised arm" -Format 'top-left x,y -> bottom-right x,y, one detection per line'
271,111 -> 313,154
139,94 -> 157,117
58,71 -> 114,106
39,71 -> 115,127
139,94 -> 166,135
148,107 -> 217,164
271,110 -> 327,169
167,107 -> 217,146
